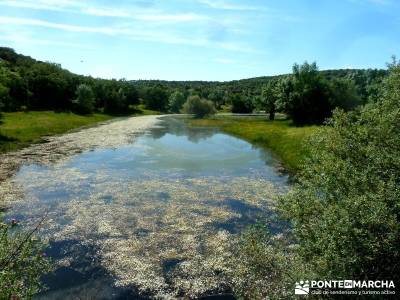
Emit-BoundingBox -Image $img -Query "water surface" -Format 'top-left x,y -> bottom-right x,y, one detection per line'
6,116 -> 288,299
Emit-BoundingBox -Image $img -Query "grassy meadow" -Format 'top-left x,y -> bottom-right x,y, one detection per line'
188,115 -> 319,172
0,111 -> 113,153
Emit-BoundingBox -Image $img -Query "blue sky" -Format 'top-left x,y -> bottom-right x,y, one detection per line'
0,0 -> 399,81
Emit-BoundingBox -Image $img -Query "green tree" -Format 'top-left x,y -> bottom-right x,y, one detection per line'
0,62 -> 14,111
143,85 -> 169,112
182,95 -> 216,118
168,90 -> 186,113
26,63 -> 72,110
0,83 -> 9,112
121,81 -> 139,106
208,89 -> 224,109
260,81 -> 279,120
104,87 -> 128,114
279,62 -> 400,282
329,78 -> 361,111
283,62 -> 332,125
74,84 -> 95,114
231,93 -> 253,113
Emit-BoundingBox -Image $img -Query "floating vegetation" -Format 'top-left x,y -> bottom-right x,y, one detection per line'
0,116 -> 162,183
8,174 -> 281,298
1,116 -> 288,299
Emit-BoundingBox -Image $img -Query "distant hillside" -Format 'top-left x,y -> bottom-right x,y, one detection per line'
130,68 -> 387,101
0,46 -> 387,113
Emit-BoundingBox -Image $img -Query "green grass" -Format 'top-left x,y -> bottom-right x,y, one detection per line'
131,104 -> 162,116
188,115 -> 319,173
0,111 -> 114,153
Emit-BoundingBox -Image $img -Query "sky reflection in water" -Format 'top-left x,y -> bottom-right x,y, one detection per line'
8,116 -> 288,299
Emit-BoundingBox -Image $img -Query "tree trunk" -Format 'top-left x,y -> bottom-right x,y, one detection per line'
269,108 -> 275,120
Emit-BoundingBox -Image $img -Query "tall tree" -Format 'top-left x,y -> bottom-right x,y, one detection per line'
143,85 -> 169,111
284,62 -> 332,125
260,81 -> 278,120
231,93 -> 253,113
121,81 -> 139,106
329,78 -> 361,111
168,90 -> 186,113
74,84 -> 95,114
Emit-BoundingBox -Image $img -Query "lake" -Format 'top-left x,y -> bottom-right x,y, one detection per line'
5,116 -> 288,299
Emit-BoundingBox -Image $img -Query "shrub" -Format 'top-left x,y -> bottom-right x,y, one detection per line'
143,85 -> 169,112
230,61 -> 400,299
168,90 -> 186,113
329,78 -> 361,111
104,88 -> 128,115
228,225 -> 300,299
74,84 -> 95,114
182,95 -> 216,118
0,83 -> 9,112
0,219 -> 51,299
231,93 -> 254,113
279,62 -> 400,281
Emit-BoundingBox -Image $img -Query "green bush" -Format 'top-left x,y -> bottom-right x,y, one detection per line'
143,85 -> 169,112
0,219 -> 51,299
228,225 -> 300,299
230,62 -> 400,299
182,95 -> 216,118
104,88 -> 128,115
168,90 -> 186,113
74,84 -> 95,114
279,61 -> 400,281
231,93 -> 254,113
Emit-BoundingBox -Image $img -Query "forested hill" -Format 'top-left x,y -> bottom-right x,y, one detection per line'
0,47 -> 387,115
131,68 -> 387,100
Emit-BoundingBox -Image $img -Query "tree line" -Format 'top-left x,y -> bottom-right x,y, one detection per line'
0,47 -> 142,114
230,58 -> 400,298
131,65 -> 386,124
1,47 -> 387,125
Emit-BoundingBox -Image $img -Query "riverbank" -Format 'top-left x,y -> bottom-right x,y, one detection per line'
0,111 -> 115,153
0,114 -> 163,200
1,115 -> 285,298
188,115 -> 319,172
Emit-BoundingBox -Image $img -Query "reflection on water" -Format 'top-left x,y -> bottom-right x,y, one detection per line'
6,116 -> 288,299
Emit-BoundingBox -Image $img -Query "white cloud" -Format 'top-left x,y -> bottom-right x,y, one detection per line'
82,7 -> 131,18
135,13 -> 208,22
197,0 -> 266,11
0,0 -> 82,12
0,16 -> 255,53
0,35 -> 91,49
0,0 -> 208,23
83,7 -> 207,23
0,16 -> 119,34
0,24 -> 92,49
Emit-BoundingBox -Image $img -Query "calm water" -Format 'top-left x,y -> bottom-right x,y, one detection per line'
6,116 -> 288,299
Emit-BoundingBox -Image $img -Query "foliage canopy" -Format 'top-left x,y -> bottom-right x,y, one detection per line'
182,95 -> 216,118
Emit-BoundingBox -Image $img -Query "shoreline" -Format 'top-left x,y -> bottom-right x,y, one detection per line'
0,115 -> 163,208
